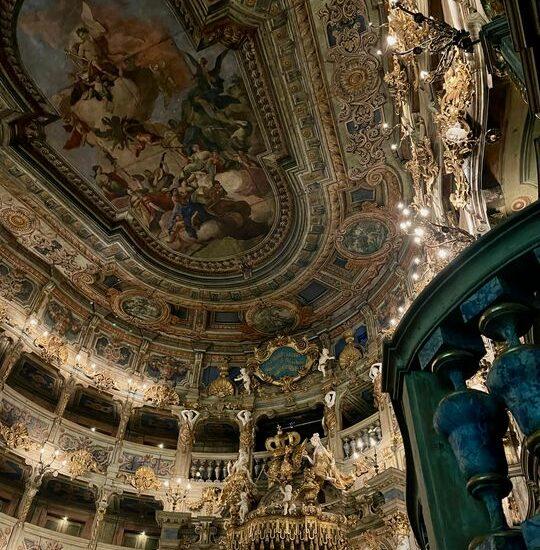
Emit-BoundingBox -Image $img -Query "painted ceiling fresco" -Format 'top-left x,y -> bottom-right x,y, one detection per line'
0,0 -> 411,351
18,0 -> 274,260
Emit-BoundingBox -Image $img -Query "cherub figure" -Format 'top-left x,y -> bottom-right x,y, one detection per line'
317,348 -> 335,377
234,367 -> 251,394
280,484 -> 296,515
369,363 -> 382,381
238,491 -> 250,523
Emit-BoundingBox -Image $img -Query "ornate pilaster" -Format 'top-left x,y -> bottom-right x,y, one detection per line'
173,409 -> 199,477
0,338 -> 23,388
110,399 -> 134,466
190,350 -> 206,390
54,375 -> 77,417
16,468 -> 43,522
88,485 -> 116,549
156,510 -> 191,550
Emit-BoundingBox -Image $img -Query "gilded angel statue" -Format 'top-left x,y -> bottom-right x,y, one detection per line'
306,433 -> 355,491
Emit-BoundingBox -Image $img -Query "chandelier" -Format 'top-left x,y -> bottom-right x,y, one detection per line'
389,1 -> 478,79
163,477 -> 192,512
35,446 -> 67,482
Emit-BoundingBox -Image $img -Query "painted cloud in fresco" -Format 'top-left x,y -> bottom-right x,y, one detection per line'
18,0 -> 275,259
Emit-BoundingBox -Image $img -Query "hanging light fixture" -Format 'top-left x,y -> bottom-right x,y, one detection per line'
389,1 -> 479,79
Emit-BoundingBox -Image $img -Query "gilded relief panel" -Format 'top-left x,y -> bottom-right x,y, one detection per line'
311,0 -> 386,179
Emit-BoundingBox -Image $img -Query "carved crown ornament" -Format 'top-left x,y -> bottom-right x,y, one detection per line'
248,336 -> 319,392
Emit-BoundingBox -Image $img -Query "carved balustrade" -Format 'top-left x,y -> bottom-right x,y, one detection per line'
189,453 -> 238,482
340,413 -> 382,459
252,451 -> 271,480
383,202 -> 540,550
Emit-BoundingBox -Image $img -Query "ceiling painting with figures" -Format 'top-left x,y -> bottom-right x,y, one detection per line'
18,0 -> 275,261
1,0 -> 408,342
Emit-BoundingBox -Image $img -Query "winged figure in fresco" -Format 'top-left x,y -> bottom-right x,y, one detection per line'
19,0 -> 275,258
182,50 -> 240,109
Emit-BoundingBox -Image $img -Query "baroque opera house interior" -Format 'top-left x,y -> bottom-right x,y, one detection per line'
0,0 -> 538,548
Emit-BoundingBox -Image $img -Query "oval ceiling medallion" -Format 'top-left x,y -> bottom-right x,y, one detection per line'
335,212 -> 395,261
110,290 -> 170,327
245,301 -> 299,335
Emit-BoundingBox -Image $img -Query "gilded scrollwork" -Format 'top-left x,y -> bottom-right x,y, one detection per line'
143,384 -> 180,408
434,57 -> 474,209
0,421 -> 34,451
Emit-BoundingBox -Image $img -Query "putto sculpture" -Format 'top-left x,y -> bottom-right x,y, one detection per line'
317,348 -> 335,377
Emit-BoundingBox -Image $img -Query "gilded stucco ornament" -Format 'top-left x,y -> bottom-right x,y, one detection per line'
387,0 -> 430,57
318,0 -> 387,178
435,56 -> 474,209
250,336 -> 319,391
338,330 -> 363,369
88,370 -> 118,392
219,449 -> 255,522
208,362 -> 235,397
65,448 -> 99,479
384,57 -> 409,112
128,465 -> 161,494
34,333 -> 69,367
144,384 -> 180,408
265,427 -> 306,487
0,205 -> 37,236
0,421 -> 34,451
224,427 -> 354,549
405,137 -> 439,205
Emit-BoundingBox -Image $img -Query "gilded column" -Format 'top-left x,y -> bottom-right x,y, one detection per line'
323,390 -> 341,459
88,486 -> 115,549
173,409 -> 199,478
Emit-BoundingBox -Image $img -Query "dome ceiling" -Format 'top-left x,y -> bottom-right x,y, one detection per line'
0,0 -> 410,345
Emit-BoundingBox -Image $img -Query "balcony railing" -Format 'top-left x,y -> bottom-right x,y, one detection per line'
383,201 -> 540,550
